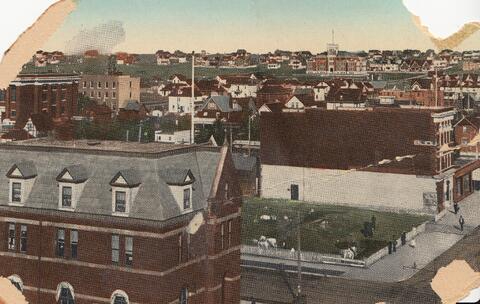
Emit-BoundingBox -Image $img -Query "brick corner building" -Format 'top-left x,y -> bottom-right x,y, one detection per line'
4,73 -> 80,129
0,139 -> 241,304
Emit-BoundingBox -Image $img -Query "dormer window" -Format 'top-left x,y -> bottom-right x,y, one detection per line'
115,191 -> 127,212
12,182 -> 21,202
183,188 -> 191,209
110,169 -> 141,216
160,169 -> 195,213
6,161 -> 37,206
62,186 -> 72,207
56,165 -> 88,211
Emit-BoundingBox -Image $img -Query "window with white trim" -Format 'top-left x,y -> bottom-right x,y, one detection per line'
70,230 -> 78,259
111,290 -> 129,304
20,225 -> 27,253
112,234 -> 120,264
57,282 -> 75,304
62,186 -> 72,208
183,188 -> 191,209
115,191 -> 127,213
56,229 -> 65,257
11,182 -> 21,202
8,223 -> 15,250
180,288 -> 188,304
125,236 -> 133,266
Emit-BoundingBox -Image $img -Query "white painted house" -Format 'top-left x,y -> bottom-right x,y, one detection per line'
168,87 -> 204,114
267,61 -> 281,69
154,130 -> 191,144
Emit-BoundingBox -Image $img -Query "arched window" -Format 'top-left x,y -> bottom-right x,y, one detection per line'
8,274 -> 23,292
56,282 -> 75,304
180,287 -> 188,304
111,290 -> 129,304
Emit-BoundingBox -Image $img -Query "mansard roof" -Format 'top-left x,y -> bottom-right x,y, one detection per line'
0,142 -> 223,222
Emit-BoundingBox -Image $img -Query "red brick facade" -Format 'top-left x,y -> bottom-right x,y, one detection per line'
454,117 -> 479,154
4,74 -> 79,129
0,146 -> 241,304
260,108 -> 452,176
380,89 -> 445,107
453,160 -> 479,203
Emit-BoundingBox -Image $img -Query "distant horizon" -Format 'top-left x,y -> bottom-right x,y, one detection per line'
36,47 -> 480,56
42,0 -> 480,54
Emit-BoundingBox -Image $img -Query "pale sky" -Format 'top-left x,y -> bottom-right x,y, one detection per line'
23,0 -> 480,54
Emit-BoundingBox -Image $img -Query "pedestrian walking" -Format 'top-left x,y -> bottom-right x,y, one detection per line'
401,231 -> 406,246
392,236 -> 397,252
388,241 -> 393,254
459,215 -> 465,232
371,215 -> 376,230
454,202 -> 459,214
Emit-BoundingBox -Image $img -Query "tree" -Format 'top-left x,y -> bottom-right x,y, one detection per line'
237,110 -> 259,141
77,95 -> 95,114
195,119 -> 226,145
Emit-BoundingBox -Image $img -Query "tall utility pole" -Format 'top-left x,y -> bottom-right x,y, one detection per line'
191,51 -> 195,144
248,115 -> 251,156
138,122 -> 142,143
296,211 -> 302,301
435,66 -> 438,107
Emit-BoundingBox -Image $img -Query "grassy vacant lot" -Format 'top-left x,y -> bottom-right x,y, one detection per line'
242,198 -> 432,258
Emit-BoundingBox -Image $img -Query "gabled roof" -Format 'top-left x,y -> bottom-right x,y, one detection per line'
110,169 -> 142,188
293,94 -> 317,107
260,102 -> 285,113
124,101 -> 144,112
56,165 -> 88,183
169,74 -> 188,81
327,88 -> 365,103
159,169 -> 195,186
198,95 -> 233,112
6,161 -> 37,179
293,88 -> 313,95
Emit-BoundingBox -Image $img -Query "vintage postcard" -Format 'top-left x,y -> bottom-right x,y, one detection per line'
0,0 -> 479,303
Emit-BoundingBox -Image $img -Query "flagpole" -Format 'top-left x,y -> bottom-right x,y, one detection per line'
191,51 -> 195,144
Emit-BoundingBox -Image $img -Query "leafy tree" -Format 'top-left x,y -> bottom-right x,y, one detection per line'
77,95 -> 96,113
195,119 -> 226,145
237,110 -> 259,141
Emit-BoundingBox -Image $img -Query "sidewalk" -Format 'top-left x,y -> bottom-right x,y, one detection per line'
242,192 -> 480,283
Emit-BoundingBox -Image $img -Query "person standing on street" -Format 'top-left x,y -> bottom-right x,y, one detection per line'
459,215 -> 465,232
454,202 -> 459,214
